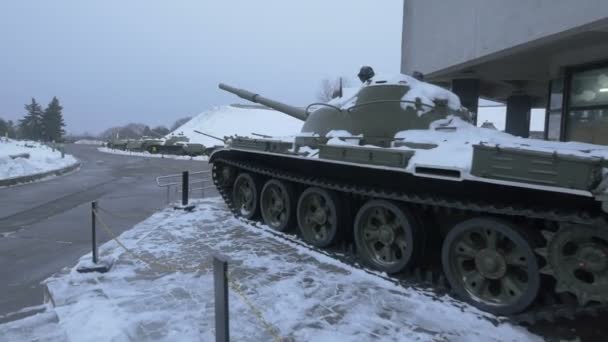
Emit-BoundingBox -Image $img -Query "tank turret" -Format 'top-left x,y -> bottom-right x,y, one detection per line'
210,67 -> 608,318
219,68 -> 472,147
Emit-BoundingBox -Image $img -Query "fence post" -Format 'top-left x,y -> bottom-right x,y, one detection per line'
92,201 -> 98,264
214,256 -> 229,342
182,171 -> 189,206
77,200 -> 112,273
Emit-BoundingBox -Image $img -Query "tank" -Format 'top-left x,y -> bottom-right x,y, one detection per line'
145,135 -> 204,156
210,67 -> 608,319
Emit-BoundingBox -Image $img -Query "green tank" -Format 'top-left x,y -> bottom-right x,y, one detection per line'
107,138 -> 128,150
146,135 -> 206,156
211,67 -> 608,318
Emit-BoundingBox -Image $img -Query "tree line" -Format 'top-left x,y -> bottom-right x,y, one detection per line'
0,97 -> 66,141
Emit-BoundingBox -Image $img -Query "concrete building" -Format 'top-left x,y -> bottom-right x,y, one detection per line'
401,0 -> 608,144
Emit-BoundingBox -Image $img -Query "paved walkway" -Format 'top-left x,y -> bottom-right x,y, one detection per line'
24,198 -> 538,342
0,144 -> 211,318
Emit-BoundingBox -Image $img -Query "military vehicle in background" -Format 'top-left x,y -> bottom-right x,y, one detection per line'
145,134 -> 206,156
210,66 -> 608,319
105,133 -> 207,157
106,137 -> 128,150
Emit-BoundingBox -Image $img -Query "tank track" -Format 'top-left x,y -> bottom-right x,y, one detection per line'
211,157 -> 608,324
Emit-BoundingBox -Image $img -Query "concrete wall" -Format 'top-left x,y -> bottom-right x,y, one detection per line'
401,0 -> 608,75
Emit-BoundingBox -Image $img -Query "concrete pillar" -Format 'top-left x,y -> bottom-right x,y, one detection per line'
451,79 -> 480,124
505,95 -> 531,137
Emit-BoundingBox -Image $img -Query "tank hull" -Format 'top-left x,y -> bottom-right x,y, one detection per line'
210,147 -> 608,319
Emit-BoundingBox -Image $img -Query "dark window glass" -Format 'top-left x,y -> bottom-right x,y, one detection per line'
569,67 -> 608,108
547,112 -> 562,141
546,79 -> 564,141
550,78 -> 564,111
566,108 -> 608,145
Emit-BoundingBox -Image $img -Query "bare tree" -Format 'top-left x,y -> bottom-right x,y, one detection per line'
316,77 -> 351,102
170,117 -> 192,131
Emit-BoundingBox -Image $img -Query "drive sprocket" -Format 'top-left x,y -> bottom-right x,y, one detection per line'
537,224 -> 608,305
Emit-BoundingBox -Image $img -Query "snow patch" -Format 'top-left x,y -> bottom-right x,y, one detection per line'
394,116 -> 608,173
97,147 -> 208,161
0,138 -> 78,181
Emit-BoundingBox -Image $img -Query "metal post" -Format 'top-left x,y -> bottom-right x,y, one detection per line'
166,186 -> 171,205
214,256 -> 229,342
91,201 -> 98,264
182,171 -> 189,206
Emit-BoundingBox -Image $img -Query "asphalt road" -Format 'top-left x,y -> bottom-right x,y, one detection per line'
0,144 -> 212,320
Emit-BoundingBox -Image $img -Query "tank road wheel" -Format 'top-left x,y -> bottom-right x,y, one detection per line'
442,218 -> 540,315
538,224 -> 608,305
232,173 -> 261,219
297,187 -> 341,247
260,179 -> 296,232
354,200 -> 416,274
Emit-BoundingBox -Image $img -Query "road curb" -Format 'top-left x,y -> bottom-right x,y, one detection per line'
0,162 -> 81,188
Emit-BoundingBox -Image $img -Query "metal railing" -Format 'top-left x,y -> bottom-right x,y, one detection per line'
156,170 -> 214,204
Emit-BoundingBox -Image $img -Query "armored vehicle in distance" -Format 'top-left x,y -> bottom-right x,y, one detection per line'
210,67 -> 608,317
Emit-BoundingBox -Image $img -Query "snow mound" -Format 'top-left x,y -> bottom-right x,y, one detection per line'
0,138 -> 78,181
168,105 -> 303,147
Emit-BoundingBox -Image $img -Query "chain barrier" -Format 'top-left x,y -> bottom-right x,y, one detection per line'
92,207 -> 283,340
96,206 -> 157,220
93,209 -> 205,273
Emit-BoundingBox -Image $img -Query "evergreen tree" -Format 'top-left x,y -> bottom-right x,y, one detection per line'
0,118 -> 7,138
19,98 -> 44,140
42,97 -> 66,141
7,120 -> 17,138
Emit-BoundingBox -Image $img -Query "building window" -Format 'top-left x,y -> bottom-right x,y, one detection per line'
546,79 -> 563,141
565,66 -> 608,144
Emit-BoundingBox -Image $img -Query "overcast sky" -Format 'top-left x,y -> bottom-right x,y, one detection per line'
0,1 -> 403,134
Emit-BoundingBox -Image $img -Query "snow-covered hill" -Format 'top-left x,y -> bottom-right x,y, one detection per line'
167,105 -> 303,147
0,138 -> 78,181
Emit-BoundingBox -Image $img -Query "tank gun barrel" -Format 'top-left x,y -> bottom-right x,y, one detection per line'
193,130 -> 226,143
218,83 -> 308,121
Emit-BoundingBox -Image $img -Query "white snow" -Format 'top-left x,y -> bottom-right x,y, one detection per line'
97,147 -> 208,161
168,105 -> 303,147
5,197 -> 541,342
329,74 -> 462,116
394,116 -> 608,173
0,138 -> 78,181
74,139 -> 104,145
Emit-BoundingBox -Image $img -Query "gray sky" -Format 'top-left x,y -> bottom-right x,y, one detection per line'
0,1 -> 403,134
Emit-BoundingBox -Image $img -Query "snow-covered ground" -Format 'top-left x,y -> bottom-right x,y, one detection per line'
168,105 -> 303,147
74,139 -> 104,145
0,138 -> 78,181
1,197 -> 540,341
97,147 -> 208,161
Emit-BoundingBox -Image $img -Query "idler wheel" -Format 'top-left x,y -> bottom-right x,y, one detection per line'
442,217 -> 540,315
297,187 -> 342,247
232,173 -> 261,219
260,179 -> 296,232
354,200 -> 417,274
538,224 -> 608,305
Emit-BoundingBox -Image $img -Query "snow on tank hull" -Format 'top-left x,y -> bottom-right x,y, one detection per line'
209,133 -> 608,319
214,72 -> 608,319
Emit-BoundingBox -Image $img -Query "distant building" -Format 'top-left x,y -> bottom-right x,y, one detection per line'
401,0 -> 608,144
